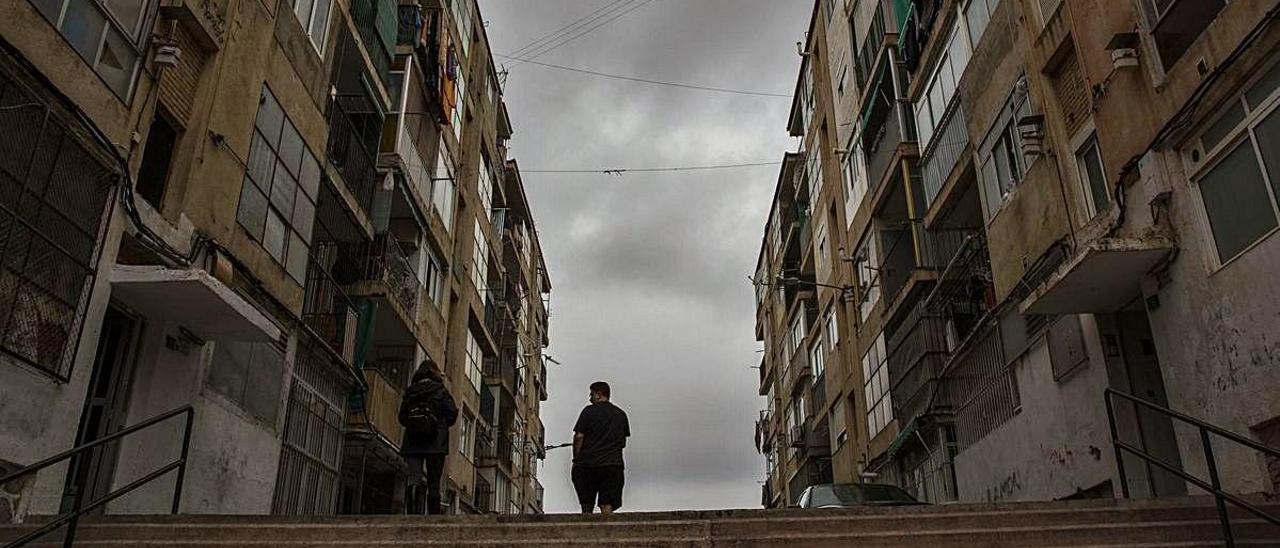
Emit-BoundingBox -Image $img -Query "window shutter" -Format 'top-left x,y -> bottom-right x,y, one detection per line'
1050,50 -> 1091,137
158,24 -> 208,124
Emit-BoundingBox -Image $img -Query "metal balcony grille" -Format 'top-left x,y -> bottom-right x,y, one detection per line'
0,55 -> 115,382
272,375 -> 345,516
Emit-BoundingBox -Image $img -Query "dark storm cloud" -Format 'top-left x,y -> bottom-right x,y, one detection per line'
483,0 -> 808,512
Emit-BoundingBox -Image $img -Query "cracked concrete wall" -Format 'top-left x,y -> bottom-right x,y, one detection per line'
104,320 -> 290,515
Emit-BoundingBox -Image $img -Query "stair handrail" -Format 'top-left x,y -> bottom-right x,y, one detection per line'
0,405 -> 195,548
1104,388 -> 1279,547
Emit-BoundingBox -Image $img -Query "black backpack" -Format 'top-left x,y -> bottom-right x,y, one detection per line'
399,386 -> 439,437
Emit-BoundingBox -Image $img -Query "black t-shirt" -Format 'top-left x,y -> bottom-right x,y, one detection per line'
573,401 -> 630,468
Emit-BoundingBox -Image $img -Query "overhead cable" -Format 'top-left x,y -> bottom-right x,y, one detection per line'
506,0 -> 638,61
496,55 -> 792,98
508,0 -> 661,66
521,161 -> 782,175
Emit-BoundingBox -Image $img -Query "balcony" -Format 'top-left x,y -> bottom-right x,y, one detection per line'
880,221 -> 979,315
473,472 -> 493,514
533,477 -> 544,513
158,0 -> 229,50
942,320 -> 1019,451
360,235 -> 420,317
886,300 -> 951,424
477,429 -> 516,470
785,343 -> 813,396
854,0 -> 894,92
364,358 -> 414,392
327,95 -> 381,216
303,242 -> 362,366
921,101 -> 969,211
349,0 -> 395,91
861,65 -> 912,193
351,368 -> 405,448
786,457 -> 833,505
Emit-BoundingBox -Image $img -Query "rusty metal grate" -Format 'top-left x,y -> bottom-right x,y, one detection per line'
0,57 -> 115,382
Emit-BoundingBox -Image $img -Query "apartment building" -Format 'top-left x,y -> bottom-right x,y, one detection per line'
0,0 -> 551,521
758,0 -> 1280,507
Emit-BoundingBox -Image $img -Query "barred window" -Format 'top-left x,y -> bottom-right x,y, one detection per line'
237,87 -> 320,284
0,67 -> 115,381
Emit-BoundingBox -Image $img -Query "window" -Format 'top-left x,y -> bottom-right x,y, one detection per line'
291,0 -> 333,53
810,340 -> 825,380
0,74 -> 115,380
431,137 -> 456,232
914,27 -> 973,150
1138,0 -> 1226,71
29,0 -> 144,97
465,330 -> 483,393
801,66 -> 815,134
807,146 -> 824,214
978,79 -> 1033,219
855,234 -> 880,324
470,219 -> 489,293
478,153 -> 494,223
824,310 -> 838,353
789,314 -> 806,364
452,70 -> 466,143
815,220 -> 829,277
1075,133 -> 1110,217
421,244 -> 446,309
829,398 -> 847,449
136,112 -> 179,211
1191,57 -> 1280,264
837,63 -> 849,97
459,412 -> 475,460
966,0 -> 996,47
790,393 -> 806,431
862,333 -> 891,437
208,341 -> 286,426
450,0 -> 473,61
843,141 -> 867,218
237,87 -> 319,283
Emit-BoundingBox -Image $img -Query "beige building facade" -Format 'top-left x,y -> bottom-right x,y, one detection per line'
759,0 -> 1280,507
0,0 -> 551,521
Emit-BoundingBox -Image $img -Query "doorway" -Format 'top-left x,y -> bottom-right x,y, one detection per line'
62,306 -> 143,512
1116,309 -> 1186,498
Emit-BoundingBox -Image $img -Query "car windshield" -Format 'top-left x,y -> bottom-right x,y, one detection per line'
809,484 -> 918,506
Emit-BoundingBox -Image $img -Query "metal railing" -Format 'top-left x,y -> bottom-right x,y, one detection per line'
855,1 -> 889,91
1104,389 -> 1280,547
0,406 -> 194,548
473,473 -> 493,513
921,100 -> 969,209
349,0 -> 393,91
302,242 -> 362,366
949,321 -> 1017,450
326,97 -> 380,215
363,235 -> 421,316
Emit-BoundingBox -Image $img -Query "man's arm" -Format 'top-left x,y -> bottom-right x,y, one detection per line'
573,432 -> 585,459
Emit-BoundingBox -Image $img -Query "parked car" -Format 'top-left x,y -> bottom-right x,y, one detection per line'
793,483 -> 925,509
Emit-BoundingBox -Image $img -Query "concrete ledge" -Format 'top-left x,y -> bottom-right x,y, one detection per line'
110,266 -> 281,342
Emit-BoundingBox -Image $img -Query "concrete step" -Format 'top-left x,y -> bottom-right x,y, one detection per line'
2,497 -> 1276,547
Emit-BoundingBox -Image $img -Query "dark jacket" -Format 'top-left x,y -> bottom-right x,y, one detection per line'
398,377 -> 458,456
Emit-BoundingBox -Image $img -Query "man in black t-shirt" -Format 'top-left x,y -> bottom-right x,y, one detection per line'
572,381 -> 630,516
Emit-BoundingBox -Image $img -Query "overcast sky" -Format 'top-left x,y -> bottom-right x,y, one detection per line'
483,0 -> 808,512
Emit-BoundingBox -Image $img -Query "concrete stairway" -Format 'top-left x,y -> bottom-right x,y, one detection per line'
2,497 -> 1277,547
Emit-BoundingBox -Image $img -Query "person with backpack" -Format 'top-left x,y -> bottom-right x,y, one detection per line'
398,360 -> 458,515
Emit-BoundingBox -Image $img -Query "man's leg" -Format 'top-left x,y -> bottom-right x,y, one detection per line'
405,457 -> 424,515
424,454 -> 446,515
599,466 -> 625,519
571,465 -> 596,514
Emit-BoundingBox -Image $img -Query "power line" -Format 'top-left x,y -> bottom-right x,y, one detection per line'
496,55 -> 792,98
509,0 -> 661,66
507,0 -> 637,61
521,161 -> 783,175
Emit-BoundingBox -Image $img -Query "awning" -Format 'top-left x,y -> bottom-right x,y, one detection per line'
1020,237 -> 1175,315
111,266 -> 281,342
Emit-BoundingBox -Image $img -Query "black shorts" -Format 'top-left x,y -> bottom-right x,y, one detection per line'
571,465 -> 625,510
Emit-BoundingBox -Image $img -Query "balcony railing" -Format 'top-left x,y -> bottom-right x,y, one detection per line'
886,299 -> 951,423
349,0 -> 394,91
855,1 -> 889,91
327,96 -> 380,215
880,221 -> 979,307
533,477 -> 544,512
863,67 -> 906,190
945,320 -> 1018,450
303,242 -> 362,366
787,457 -> 833,505
477,431 -> 515,469
356,369 -> 404,447
363,234 -> 420,316
365,359 -> 414,392
921,100 -> 969,210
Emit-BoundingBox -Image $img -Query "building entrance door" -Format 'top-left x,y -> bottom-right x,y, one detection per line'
1117,309 -> 1186,498
63,306 -> 143,513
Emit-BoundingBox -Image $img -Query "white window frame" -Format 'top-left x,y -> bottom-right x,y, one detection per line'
810,340 -> 825,381
862,333 -> 891,437
1070,123 -> 1109,218
1184,55 -> 1280,269
292,0 -> 334,55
